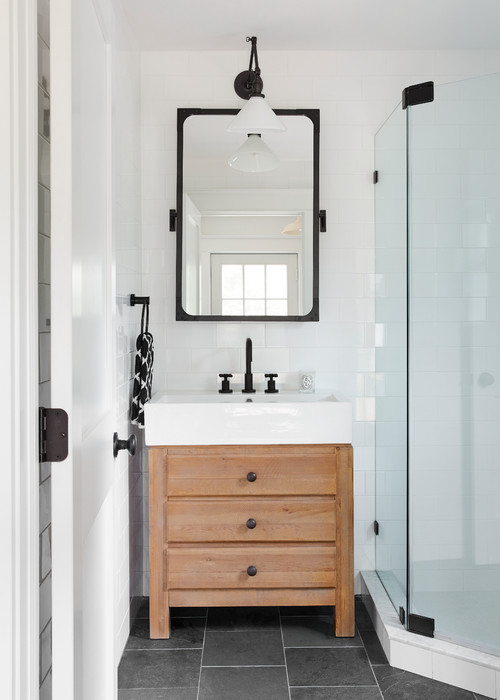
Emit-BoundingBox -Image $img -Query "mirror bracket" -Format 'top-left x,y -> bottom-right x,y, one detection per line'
319,209 -> 327,233
169,209 -> 177,232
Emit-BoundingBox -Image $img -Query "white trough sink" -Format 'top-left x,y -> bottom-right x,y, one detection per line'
144,391 -> 352,446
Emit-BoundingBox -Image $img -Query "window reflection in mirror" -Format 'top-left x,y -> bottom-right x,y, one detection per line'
176,109 -> 320,321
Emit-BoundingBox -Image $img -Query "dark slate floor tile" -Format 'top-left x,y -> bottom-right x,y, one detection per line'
119,690 -> 197,700
355,596 -> 374,631
291,688 -> 382,700
206,606 -> 280,630
359,630 -> 388,664
374,665 -> 477,700
133,597 -> 150,620
202,630 -> 285,667
126,617 -> 205,650
282,615 -> 362,648
280,605 -> 335,617
199,666 -> 289,700
286,647 -> 376,687
118,649 -> 201,689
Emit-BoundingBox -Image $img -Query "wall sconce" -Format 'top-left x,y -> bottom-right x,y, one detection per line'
281,215 -> 302,235
227,36 -> 285,172
227,36 -> 285,133
227,133 -> 279,172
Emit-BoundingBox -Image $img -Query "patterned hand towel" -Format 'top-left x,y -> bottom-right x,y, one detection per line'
131,303 -> 154,427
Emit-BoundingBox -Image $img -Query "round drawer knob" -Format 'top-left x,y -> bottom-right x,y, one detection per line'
246,518 -> 257,529
247,565 -> 257,577
246,472 -> 257,482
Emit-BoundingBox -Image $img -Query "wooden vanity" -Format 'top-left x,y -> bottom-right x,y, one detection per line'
148,443 -> 354,638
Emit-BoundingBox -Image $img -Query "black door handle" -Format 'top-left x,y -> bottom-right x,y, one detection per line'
113,432 -> 137,458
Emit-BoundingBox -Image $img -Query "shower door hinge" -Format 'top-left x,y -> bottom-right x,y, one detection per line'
373,170 -> 379,184
39,407 -> 69,463
373,520 -> 379,535
402,81 -> 434,109
408,613 -> 435,638
399,606 -> 406,626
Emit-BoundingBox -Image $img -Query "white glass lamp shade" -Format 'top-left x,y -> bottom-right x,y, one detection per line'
228,134 -> 279,173
227,95 -> 286,133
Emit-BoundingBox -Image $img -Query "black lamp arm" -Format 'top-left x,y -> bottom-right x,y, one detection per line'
246,36 -> 263,96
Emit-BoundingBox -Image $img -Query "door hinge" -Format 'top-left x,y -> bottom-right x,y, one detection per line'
374,520 -> 379,535
373,170 -> 379,184
408,613 -> 435,638
39,407 -> 69,463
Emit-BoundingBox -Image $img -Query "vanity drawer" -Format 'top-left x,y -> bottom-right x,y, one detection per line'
165,449 -> 336,497
166,499 -> 336,543
167,545 -> 336,590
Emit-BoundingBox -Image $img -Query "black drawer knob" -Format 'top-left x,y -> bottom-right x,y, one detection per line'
247,565 -> 257,576
246,518 -> 257,529
246,472 -> 257,482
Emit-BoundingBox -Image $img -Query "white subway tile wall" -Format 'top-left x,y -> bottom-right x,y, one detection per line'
140,49 -> 500,593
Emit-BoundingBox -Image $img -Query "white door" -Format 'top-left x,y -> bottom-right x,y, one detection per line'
51,1 -> 117,698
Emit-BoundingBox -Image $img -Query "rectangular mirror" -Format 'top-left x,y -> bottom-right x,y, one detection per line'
175,108 -> 320,321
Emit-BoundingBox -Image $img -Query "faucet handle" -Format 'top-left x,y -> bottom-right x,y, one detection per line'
265,373 -> 279,394
218,373 -> 233,394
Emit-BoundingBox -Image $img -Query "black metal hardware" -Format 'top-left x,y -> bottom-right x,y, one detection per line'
373,170 -> 379,184
218,373 -> 233,394
39,407 -> 69,463
175,108 -> 320,323
408,613 -> 435,638
374,520 -> 379,535
169,209 -> 177,232
399,606 -> 406,626
247,565 -> 257,576
233,37 -> 264,101
246,472 -> 257,483
242,338 -> 256,393
246,518 -> 257,529
402,81 -> 434,110
130,294 -> 150,307
265,373 -> 279,394
319,209 -> 327,232
113,432 -> 137,459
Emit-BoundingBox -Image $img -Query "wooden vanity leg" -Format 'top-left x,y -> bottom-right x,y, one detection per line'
149,448 -> 170,638
334,445 -> 354,637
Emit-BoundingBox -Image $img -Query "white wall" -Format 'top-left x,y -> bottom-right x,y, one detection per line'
113,37 -> 141,661
92,0 -> 142,664
140,49 -> 500,592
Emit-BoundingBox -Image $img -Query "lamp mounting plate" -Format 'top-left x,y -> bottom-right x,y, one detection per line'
234,70 -> 256,100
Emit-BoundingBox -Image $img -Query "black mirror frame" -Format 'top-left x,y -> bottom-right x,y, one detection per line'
175,107 -> 320,322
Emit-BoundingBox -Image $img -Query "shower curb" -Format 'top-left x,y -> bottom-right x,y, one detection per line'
360,571 -> 500,699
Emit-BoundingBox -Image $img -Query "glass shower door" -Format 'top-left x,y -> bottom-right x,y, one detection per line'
407,72 -> 500,654
375,103 -> 408,617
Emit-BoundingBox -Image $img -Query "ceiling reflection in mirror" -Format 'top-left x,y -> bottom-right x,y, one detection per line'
176,108 -> 319,321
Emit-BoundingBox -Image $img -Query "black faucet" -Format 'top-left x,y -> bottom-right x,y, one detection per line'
242,337 -> 256,393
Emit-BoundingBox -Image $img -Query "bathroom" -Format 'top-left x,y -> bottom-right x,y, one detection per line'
4,0 -> 500,698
